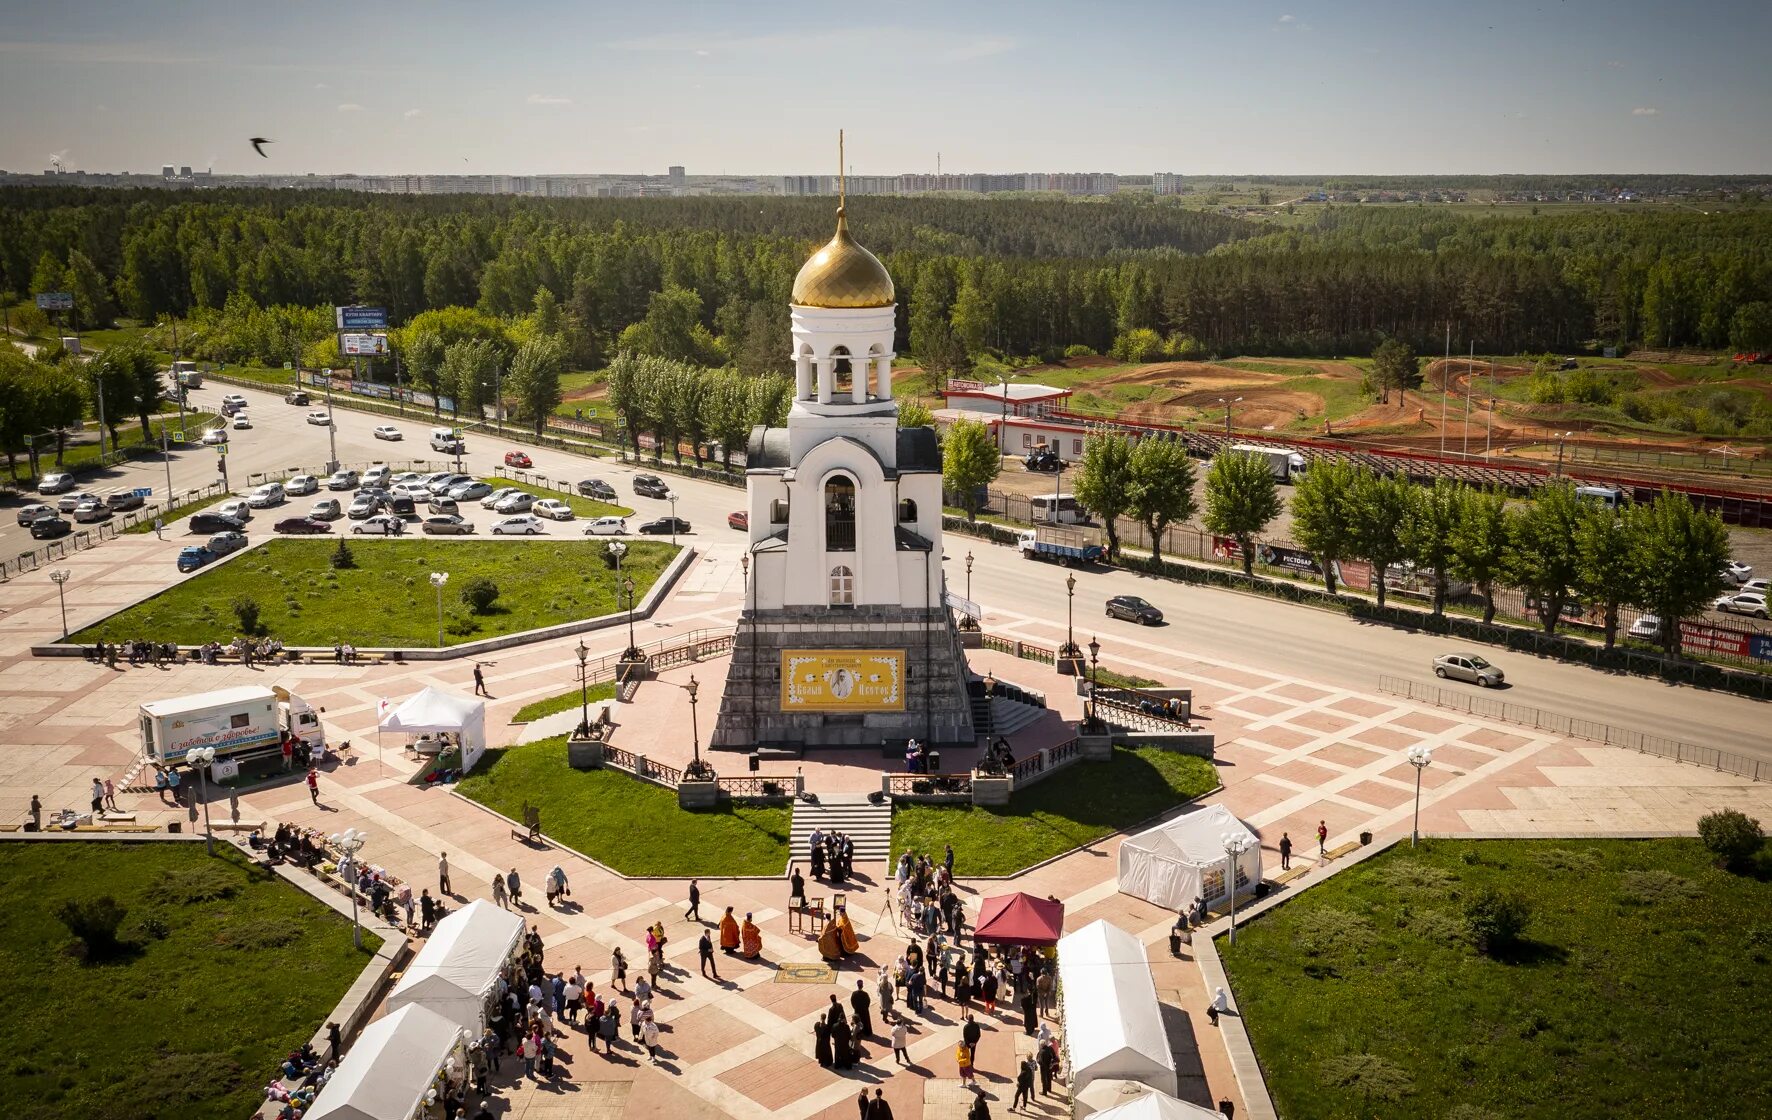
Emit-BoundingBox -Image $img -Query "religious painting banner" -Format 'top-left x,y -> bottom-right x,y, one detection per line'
781,650 -> 906,712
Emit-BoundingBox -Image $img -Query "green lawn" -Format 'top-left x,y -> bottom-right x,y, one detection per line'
481,477 -> 632,519
0,841 -> 378,1120
553,370 -> 610,418
72,538 -> 677,647
208,365 -> 302,388
457,736 -> 792,876
892,746 -> 1218,877
512,680 -> 618,724
1222,838 -> 1772,1120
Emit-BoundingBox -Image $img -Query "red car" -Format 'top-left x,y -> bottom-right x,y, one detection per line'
274,517 -> 333,535
504,450 -> 533,468
728,510 -> 748,530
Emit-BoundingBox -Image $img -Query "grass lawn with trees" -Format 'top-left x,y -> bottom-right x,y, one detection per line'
892,747 -> 1218,877
71,538 -> 677,647
0,840 -> 378,1120
1221,837 -> 1772,1120
457,736 -> 792,876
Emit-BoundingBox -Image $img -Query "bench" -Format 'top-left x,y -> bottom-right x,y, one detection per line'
1325,840 -> 1361,860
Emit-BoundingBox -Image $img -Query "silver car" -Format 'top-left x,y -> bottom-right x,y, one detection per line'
1432,653 -> 1505,687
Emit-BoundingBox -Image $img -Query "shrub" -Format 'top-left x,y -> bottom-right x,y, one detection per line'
329,537 -> 356,570
1698,809 -> 1764,870
460,577 -> 500,614
230,595 -> 260,635
1062,344 -> 1097,359
56,896 -> 129,961
1110,328 -> 1167,363
1464,887 -> 1532,955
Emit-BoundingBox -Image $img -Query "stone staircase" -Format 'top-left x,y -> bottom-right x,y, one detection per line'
971,693 -> 1050,740
791,792 -> 893,867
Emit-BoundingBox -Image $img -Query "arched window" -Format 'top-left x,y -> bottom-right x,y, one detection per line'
898,498 -> 918,523
830,565 -> 855,606
825,476 -> 856,551
831,346 -> 853,397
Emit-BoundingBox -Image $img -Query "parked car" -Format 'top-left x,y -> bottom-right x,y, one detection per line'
207,531 -> 249,557
104,491 -> 147,512
285,474 -> 319,496
533,499 -> 574,521
577,478 -> 616,500
504,450 -> 533,468
176,545 -> 213,572
421,514 -> 474,535
37,472 -> 75,494
389,471 -> 423,487
308,498 -> 343,521
71,500 -> 112,523
1627,614 -> 1662,640
1432,652 -> 1506,687
427,473 -> 470,495
632,474 -> 671,499
327,469 -> 359,491
1714,591 -> 1769,619
221,394 -> 249,410
189,512 -> 246,534
274,517 -> 333,534
306,410 -> 331,426
353,514 -> 408,536
57,490 -> 98,513
29,516 -> 72,540
1740,578 -> 1771,596
348,494 -> 384,519
584,516 -> 628,536
728,510 -> 748,531
372,425 -> 403,441
638,516 -> 690,535
1721,560 -> 1754,585
1105,595 -> 1164,625
427,497 -> 460,516
492,492 -> 536,514
215,499 -> 253,523
246,483 -> 285,509
285,390 -> 310,406
388,495 -> 417,518
201,427 -> 229,445
480,487 -> 523,510
420,471 -> 456,492
232,413 -> 253,430
362,465 -> 392,488
16,503 -> 55,526
491,514 -> 545,535
449,481 -> 494,503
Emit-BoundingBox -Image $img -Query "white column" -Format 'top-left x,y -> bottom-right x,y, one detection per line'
795,350 -> 813,400
816,358 -> 833,404
850,354 -> 867,404
876,354 -> 894,400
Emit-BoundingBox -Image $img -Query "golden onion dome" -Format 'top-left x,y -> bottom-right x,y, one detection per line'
791,208 -> 895,308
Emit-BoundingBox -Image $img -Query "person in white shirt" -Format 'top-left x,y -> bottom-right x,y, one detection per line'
891,1020 -> 910,1065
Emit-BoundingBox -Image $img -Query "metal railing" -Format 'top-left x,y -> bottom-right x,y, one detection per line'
1377,675 -> 1766,782
1006,736 -> 1082,793
884,772 -> 974,802
715,776 -> 796,802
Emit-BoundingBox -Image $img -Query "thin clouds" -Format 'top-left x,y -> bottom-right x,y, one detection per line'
527,93 -> 572,105
1632,107 -> 1660,116
1279,14 -> 1295,22
404,108 -> 423,118
0,38 -> 210,66
337,103 -> 363,112
611,26 -> 1015,63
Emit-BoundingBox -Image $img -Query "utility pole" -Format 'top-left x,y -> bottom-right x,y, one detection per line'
1461,341 -> 1474,456
1438,322 -> 1449,461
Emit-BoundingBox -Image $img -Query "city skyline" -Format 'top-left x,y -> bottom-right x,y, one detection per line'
1,0 -> 1769,177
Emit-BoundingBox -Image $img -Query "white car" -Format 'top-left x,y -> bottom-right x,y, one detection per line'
16,502 -> 55,526
1722,560 -> 1754,585
327,469 -> 359,491
232,413 -> 253,430
584,516 -> 628,536
533,499 -> 574,521
362,465 -> 392,488
428,473 -> 471,495
347,494 -> 383,519
37,472 -> 75,495
480,486 -> 523,510
71,499 -> 112,523
306,410 -> 331,426
352,514 -> 407,536
309,498 -> 342,521
201,427 -> 229,445
57,490 -> 98,513
493,492 -> 536,514
216,499 -> 253,523
389,471 -> 423,487
221,394 -> 249,410
449,481 -> 494,502
1627,614 -> 1662,640
246,483 -> 285,508
285,474 -> 319,496
1741,578 -> 1771,596
491,514 -> 544,535
1714,592 -> 1769,619
372,425 -> 403,441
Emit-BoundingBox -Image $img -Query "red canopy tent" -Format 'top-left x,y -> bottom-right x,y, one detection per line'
973,892 -> 1066,946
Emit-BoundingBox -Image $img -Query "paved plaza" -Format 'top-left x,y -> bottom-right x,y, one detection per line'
3,535 -> 1769,1119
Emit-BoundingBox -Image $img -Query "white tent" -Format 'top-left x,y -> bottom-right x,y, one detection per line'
1057,920 -> 1177,1097
1084,1087 -> 1225,1120
385,899 -> 523,1032
1117,804 -> 1262,912
378,686 -> 487,772
307,1004 -> 463,1120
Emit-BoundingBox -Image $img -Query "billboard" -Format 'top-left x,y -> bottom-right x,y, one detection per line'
781,650 -> 905,712
334,305 -> 388,330
35,291 -> 73,311
340,332 -> 389,356
1212,535 -> 1321,576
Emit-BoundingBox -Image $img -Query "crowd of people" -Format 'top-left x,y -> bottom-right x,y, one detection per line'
84,636 -> 285,668
807,826 -> 857,881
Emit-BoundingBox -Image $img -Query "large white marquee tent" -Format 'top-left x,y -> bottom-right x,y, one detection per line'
1081,1085 -> 1227,1120
1117,804 -> 1261,912
306,1004 -> 464,1120
386,899 -> 523,1032
1057,920 -> 1177,1096
378,686 -> 488,772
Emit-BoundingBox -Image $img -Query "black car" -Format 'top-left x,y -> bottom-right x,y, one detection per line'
105,491 -> 147,511
577,478 -> 617,501
274,517 -> 332,534
29,516 -> 72,540
638,516 -> 691,535
632,474 -> 671,499
1105,595 -> 1164,625
190,512 -> 247,534
388,495 -> 417,518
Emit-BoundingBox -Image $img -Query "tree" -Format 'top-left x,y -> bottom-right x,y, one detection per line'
942,418 -> 1000,522
330,537 -> 356,570
460,577 -> 501,615
1697,809 -> 1763,871
1202,450 -> 1283,576
99,342 -> 163,441
1401,478 -> 1462,616
1464,888 -> 1531,957
404,330 -> 446,416
1505,483 -> 1583,635
1349,470 -> 1416,606
1291,460 -> 1362,595
1631,490 -> 1731,657
35,362 -> 86,468
1573,503 -> 1640,649
1073,430 -> 1135,561
897,400 -> 936,429
231,595 -> 261,635
1127,437 -> 1197,567
1370,338 -> 1422,405
440,338 -> 500,421
1449,487 -> 1510,623
619,286 -> 723,366
65,250 -> 113,330
56,896 -> 130,961
1728,301 -> 1772,353
506,335 -> 565,436
604,352 -> 652,454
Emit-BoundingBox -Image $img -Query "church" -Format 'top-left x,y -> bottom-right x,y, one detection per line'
709,188 -> 977,753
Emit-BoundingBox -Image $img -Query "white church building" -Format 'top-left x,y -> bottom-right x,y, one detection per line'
710,202 -> 977,752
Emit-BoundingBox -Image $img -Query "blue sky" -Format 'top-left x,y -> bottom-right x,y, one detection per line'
1,0 -> 1767,176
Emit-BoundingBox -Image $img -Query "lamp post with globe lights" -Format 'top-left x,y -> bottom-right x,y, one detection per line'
686,674 -> 710,780
329,827 -> 368,950
1221,831 -> 1253,946
1060,572 -> 1082,671
49,569 -> 71,638
186,746 -> 219,856
1407,745 -> 1434,846
575,639 -> 591,737
429,571 -> 449,647
1087,635 -> 1102,731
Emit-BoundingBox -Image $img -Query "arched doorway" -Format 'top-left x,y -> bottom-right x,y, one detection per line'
825,476 -> 856,551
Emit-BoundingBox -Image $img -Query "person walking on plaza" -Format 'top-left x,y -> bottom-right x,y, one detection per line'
306,766 -> 320,805
420,889 -> 436,930
473,662 -> 489,697
597,1002 -> 619,1055
1020,988 -> 1037,1036
868,1088 -> 895,1120
1036,967 -> 1053,1018
685,879 -> 701,922
1038,1038 -> 1057,1095
611,946 -> 628,992
439,851 -> 452,895
857,1089 -> 870,1120
877,965 -> 895,1024
491,871 -> 508,909
1279,833 -> 1292,872
103,778 -> 118,812
699,928 -> 719,980
1317,820 -> 1328,858
506,868 -> 522,908
956,1040 -> 977,1087
642,1006 -> 660,1064
281,734 -> 294,771
90,778 -> 104,816
851,978 -> 873,1038
891,1018 -> 909,1065
1013,1057 -> 1035,1111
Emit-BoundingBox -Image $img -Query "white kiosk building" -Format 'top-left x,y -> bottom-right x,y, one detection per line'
711,193 -> 975,752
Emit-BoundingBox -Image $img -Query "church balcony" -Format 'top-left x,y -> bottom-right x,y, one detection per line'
825,516 -> 856,551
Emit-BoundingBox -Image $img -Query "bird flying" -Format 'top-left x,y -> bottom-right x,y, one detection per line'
249,137 -> 273,158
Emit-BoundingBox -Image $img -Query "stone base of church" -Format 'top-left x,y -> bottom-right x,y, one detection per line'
710,605 -> 977,752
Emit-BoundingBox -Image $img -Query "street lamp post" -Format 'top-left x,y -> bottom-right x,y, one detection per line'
623,576 -> 637,658
324,376 -> 339,475
49,569 -> 71,638
667,491 -> 679,545
1061,572 -> 1080,668
686,674 -> 705,778
1222,832 -> 1253,946
575,639 -> 590,736
1218,397 -> 1242,436
186,746 -> 218,856
429,572 -> 449,647
1407,745 -> 1434,847
1554,431 -> 1574,478
740,553 -> 749,597
329,827 -> 368,950
1087,635 -> 1101,731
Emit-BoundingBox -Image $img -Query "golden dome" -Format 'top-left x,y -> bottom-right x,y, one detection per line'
791,208 -> 895,308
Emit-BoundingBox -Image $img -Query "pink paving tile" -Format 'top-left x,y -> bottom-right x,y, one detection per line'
1261,759 -> 1343,788
1327,695 -> 1392,718
717,1045 -> 832,1111
1336,779 -> 1417,811
664,1004 -> 764,1065
1267,803 -> 1374,851
1416,744 -> 1493,773
1220,695 -> 1292,719
1458,727 -> 1535,752
1271,682 -> 1333,703
1349,724 -> 1418,751
1213,781 -> 1297,820
1394,710 -> 1461,734
744,975 -> 851,1021
1290,709 -> 1358,735
1380,761 -> 1463,789
1309,742 -> 1389,769
1234,724 -> 1315,751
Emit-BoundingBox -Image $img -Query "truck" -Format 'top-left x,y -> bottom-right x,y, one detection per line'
1227,443 -> 1306,482
1029,492 -> 1089,524
138,685 -> 323,767
172,360 -> 203,389
1019,526 -> 1106,566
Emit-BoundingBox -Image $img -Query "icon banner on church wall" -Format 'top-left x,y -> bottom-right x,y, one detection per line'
781,650 -> 905,712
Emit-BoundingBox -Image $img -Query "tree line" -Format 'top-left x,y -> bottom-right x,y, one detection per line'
0,341 -> 163,476
603,353 -> 792,469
